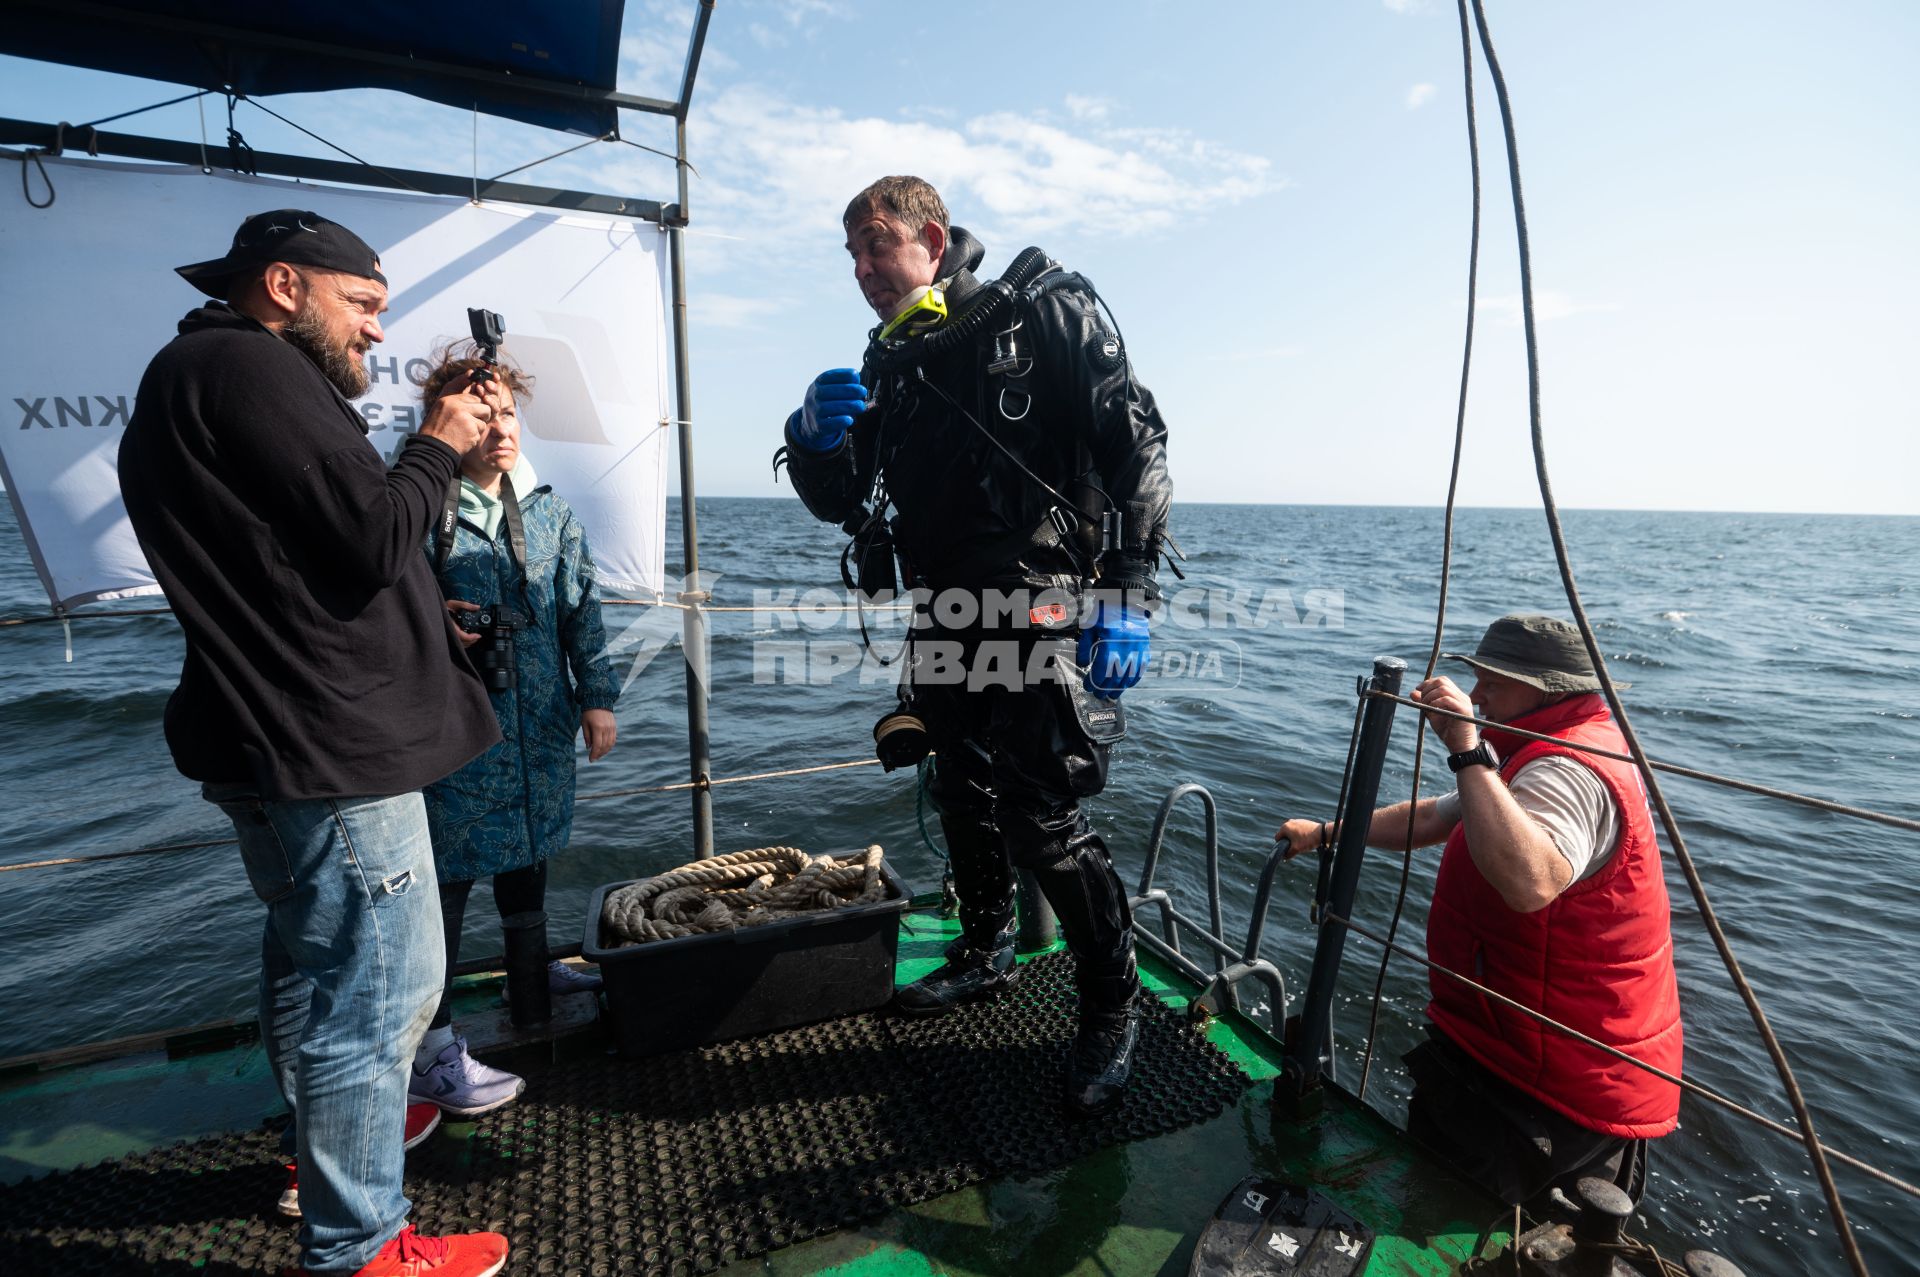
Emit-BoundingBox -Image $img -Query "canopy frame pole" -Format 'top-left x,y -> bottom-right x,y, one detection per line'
667,1 -> 716,857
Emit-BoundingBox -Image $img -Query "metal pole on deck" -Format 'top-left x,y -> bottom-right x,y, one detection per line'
667,111 -> 713,858
1276,656 -> 1405,1120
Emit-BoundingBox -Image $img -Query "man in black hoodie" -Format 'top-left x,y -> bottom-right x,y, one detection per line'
119,210 -> 508,1277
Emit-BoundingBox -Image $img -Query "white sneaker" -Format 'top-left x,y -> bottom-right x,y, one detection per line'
546,960 -> 603,997
501,960 -> 604,1004
407,1036 -> 525,1118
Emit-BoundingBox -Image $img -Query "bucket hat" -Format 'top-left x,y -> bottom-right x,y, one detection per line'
1442,613 -> 1624,693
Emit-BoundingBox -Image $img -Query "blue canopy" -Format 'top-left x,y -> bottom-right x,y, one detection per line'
1,1 -> 641,137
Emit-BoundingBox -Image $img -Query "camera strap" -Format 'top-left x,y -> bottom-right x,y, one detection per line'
435,472 -> 528,583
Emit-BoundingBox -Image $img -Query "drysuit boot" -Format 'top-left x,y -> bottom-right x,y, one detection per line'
894,914 -> 1021,1016
1065,963 -> 1142,1119
1009,819 -> 1141,1117
896,814 -> 1021,1016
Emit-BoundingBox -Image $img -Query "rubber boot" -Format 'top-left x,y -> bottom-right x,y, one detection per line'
1065,961 -> 1141,1119
895,914 -> 1021,1016
1006,818 -> 1141,1117
908,804 -> 1022,1012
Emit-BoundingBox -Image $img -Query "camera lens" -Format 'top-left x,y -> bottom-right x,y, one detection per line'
470,603 -> 516,692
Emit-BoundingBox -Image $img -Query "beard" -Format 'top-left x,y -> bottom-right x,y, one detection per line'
282,302 -> 371,399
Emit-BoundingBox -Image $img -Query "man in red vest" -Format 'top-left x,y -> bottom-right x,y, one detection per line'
1277,613 -> 1683,1209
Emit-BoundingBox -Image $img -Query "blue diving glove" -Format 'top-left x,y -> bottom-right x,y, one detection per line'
790,367 -> 868,453
1077,601 -> 1151,699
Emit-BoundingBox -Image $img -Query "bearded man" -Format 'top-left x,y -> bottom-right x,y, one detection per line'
119,210 -> 509,1277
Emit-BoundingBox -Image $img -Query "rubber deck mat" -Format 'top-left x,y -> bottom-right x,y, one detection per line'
0,952 -> 1248,1275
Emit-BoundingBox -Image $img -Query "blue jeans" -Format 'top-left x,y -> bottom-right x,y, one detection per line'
208,786 -> 445,1274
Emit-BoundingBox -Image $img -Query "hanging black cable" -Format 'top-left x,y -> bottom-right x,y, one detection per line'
1465,1 -> 1866,1270
1353,0 -> 1484,1104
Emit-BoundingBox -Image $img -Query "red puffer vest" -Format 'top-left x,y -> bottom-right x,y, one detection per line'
1425,693 -> 1683,1138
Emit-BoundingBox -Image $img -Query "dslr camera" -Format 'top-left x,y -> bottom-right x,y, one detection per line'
460,603 -> 526,693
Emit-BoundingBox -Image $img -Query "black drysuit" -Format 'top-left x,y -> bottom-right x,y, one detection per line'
782,228 -> 1172,1008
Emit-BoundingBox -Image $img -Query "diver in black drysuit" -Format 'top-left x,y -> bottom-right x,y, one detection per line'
779,211 -> 1172,1117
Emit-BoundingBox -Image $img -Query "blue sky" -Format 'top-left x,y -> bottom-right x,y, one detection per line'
4,0 -> 1916,514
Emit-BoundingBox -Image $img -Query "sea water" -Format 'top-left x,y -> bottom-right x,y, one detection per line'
1,498 -> 1914,1274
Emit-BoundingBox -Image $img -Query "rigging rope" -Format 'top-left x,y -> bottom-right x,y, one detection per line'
487,132 -> 616,185
0,758 -> 885,874
1464,1 -> 1865,1268
1355,0 -> 1485,1104
1366,690 -> 1920,833
236,95 -> 423,195
75,89 -> 210,132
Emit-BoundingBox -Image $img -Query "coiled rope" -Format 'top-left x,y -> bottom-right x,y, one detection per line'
601,845 -> 886,946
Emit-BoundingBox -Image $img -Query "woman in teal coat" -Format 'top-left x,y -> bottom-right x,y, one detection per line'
408,349 -> 620,1116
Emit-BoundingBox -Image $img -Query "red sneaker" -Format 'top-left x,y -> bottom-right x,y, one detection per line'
277,1163 -> 301,1219
403,1101 -> 442,1150
338,1226 -> 509,1277
279,1104 -> 443,1219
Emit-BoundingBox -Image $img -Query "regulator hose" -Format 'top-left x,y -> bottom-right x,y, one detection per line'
867,245 -> 1054,370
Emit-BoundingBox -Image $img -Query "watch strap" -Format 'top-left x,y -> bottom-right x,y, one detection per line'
1446,741 -> 1497,774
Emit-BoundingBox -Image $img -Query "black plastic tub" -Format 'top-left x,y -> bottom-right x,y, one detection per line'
583,860 -> 912,1057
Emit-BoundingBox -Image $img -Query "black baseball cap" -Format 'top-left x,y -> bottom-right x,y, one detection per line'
175,209 -> 387,300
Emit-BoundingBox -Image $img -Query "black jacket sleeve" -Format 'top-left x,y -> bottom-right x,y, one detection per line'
782,404 -> 880,529
204,339 -> 461,589
1033,288 -> 1172,590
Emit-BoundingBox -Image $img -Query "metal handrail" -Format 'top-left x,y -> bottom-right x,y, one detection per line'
1131,782 -> 1289,1024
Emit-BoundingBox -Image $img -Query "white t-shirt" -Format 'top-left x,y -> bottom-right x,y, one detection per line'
1434,754 -> 1620,882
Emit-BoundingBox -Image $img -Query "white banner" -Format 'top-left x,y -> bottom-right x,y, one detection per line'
0,157 -> 671,610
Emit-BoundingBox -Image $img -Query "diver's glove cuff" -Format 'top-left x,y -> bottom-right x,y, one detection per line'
786,408 -> 848,457
1094,554 -> 1161,604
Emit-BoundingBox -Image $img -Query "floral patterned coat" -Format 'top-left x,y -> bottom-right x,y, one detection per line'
422,483 -> 619,882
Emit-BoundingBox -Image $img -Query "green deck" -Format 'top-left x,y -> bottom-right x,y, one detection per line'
0,907 -> 1508,1275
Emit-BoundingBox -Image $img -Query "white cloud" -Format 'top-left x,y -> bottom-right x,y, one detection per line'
619,30 -> 696,102
1383,0 -> 1429,12
1406,83 -> 1436,110
773,0 -> 852,25
687,86 -> 1276,260
1478,291 -> 1622,326
1065,95 -> 1113,123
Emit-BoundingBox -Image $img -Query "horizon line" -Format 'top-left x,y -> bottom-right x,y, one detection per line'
671,493 -> 1920,519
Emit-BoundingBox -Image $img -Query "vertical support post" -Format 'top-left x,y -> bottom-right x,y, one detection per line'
667,207 -> 712,857
1277,656 -> 1405,1119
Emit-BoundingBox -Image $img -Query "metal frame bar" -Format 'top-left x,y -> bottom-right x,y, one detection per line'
0,120 -> 664,219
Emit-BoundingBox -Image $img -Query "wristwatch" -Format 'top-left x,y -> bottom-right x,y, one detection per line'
1446,740 -> 1497,774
